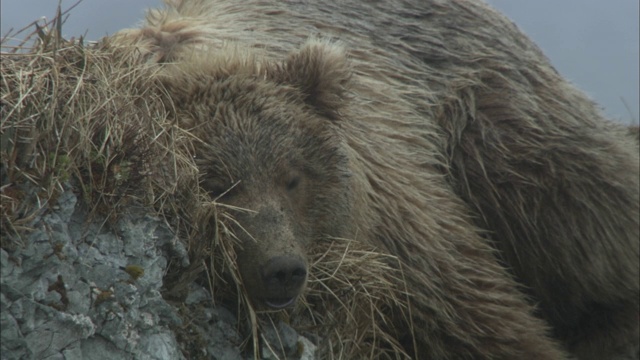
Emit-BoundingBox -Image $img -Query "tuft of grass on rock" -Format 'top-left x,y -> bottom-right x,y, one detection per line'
1,5 -> 198,247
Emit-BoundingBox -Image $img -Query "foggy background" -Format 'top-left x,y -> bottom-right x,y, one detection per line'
2,0 -> 638,124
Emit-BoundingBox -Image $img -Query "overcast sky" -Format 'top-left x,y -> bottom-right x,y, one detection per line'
2,1 -> 638,124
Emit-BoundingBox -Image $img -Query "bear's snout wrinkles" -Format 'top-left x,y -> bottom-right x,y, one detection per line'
260,256 -> 307,309
229,200 -> 309,310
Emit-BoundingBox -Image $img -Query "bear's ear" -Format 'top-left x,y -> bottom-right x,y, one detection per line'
276,40 -> 351,120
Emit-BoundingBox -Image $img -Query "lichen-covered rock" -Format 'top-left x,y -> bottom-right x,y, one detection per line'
0,187 -> 187,360
0,186 -> 315,359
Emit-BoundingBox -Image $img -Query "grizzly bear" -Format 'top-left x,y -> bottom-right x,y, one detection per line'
114,0 -> 640,359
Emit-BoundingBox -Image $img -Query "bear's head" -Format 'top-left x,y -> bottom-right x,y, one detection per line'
161,40 -> 354,310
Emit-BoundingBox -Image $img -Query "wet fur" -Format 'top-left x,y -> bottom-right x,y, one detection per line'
114,0 -> 640,359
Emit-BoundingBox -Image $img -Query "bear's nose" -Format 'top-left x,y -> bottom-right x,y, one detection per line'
262,256 -> 307,290
260,256 -> 307,309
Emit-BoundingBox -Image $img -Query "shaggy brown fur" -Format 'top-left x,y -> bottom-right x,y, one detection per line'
630,125 -> 640,142
114,0 -> 640,359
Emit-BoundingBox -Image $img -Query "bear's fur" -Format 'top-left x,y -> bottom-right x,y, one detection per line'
114,0 -> 640,359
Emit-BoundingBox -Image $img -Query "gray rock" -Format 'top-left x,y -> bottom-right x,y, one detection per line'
260,320 -> 300,360
1,186 -> 317,360
297,336 -> 317,360
0,187 -> 185,360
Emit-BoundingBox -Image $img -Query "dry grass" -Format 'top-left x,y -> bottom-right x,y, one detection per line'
1,6 -> 199,247
297,237 -> 414,359
1,7 -> 412,359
